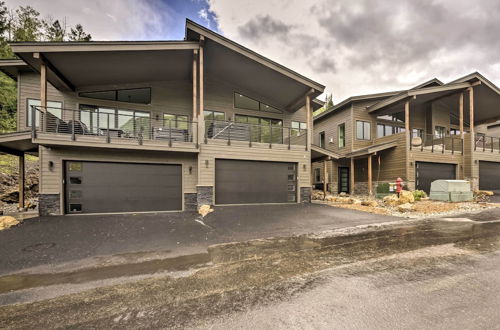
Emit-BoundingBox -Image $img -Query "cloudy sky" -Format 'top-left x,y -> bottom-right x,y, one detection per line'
7,0 -> 500,102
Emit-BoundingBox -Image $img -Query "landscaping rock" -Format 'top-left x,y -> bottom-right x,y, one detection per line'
311,190 -> 324,200
0,216 -> 19,230
348,198 -> 362,205
398,203 -> 414,213
0,190 -> 19,203
198,204 -> 214,217
325,195 -> 336,202
383,194 -> 399,206
361,200 -> 378,207
398,190 -> 415,204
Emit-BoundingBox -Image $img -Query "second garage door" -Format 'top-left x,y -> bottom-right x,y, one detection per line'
65,161 -> 182,214
416,162 -> 456,193
215,160 -> 297,204
479,161 -> 500,193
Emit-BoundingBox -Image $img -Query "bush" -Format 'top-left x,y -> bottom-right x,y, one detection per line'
376,183 -> 390,194
413,190 -> 427,201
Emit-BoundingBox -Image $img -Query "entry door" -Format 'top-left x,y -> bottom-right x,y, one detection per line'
65,161 -> 182,213
338,167 -> 349,193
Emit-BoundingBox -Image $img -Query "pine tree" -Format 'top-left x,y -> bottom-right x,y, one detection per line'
68,24 -> 91,41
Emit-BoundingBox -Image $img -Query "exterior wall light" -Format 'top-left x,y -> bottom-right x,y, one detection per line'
189,166 -> 193,174
205,160 -> 209,168
48,161 -> 54,171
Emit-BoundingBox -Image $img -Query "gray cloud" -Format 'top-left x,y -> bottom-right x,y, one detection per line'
238,15 -> 292,40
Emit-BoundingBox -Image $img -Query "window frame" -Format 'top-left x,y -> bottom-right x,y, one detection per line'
356,120 -> 371,140
234,114 -> 283,144
319,131 -> 325,148
163,113 -> 189,129
233,92 -> 283,114
78,104 -> 150,134
338,123 -> 345,148
314,168 -> 321,183
78,87 -> 152,105
434,126 -> 446,138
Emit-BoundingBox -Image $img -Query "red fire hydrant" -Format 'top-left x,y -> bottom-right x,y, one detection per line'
396,177 -> 404,196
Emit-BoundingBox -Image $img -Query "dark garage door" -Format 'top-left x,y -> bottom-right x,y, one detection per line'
65,161 -> 182,213
215,160 -> 296,204
416,162 -> 456,193
479,161 -> 500,193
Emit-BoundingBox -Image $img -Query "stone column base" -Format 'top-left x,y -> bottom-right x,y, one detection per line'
300,187 -> 311,203
197,186 -> 214,208
184,193 -> 197,211
39,194 -> 60,216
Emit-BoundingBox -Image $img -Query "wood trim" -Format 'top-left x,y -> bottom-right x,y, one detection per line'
459,92 -> 464,139
368,154 -> 372,196
350,157 -> 355,194
323,160 -> 327,198
405,100 -> 410,181
192,49 -> 198,119
11,41 -> 200,53
469,87 -> 474,135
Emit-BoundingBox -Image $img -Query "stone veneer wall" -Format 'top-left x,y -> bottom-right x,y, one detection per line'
39,194 -> 60,216
300,187 -> 311,203
184,193 -> 197,211
197,186 -> 213,208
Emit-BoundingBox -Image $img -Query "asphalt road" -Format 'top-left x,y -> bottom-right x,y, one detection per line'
0,203 -> 394,275
1,210 -> 499,329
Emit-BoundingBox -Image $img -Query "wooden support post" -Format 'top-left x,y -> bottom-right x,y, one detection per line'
323,159 -> 328,199
40,62 -> 47,131
368,154 -> 373,196
18,154 -> 25,209
404,100 -> 410,182
306,95 -> 311,151
459,92 -> 464,139
350,157 -> 355,195
469,87 -> 474,135
192,49 -> 198,147
199,37 -> 205,144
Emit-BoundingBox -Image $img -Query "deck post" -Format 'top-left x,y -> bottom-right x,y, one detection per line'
368,154 -> 373,196
40,62 -> 47,132
404,100 -> 410,182
193,49 -> 198,147
18,153 -> 25,210
459,92 -> 464,139
469,87 -> 474,136
306,95 -> 311,151
350,157 -> 355,195
199,36 -> 205,144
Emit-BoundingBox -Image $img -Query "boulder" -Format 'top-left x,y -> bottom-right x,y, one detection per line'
398,190 -> 415,204
325,195 -> 337,202
339,192 -> 348,197
312,190 -> 324,200
348,198 -> 362,205
198,204 -> 214,217
398,203 -> 414,213
0,190 -> 19,203
0,216 -> 19,230
383,194 -> 399,206
361,200 -> 378,207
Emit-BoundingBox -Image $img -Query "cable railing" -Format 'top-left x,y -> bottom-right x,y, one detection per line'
204,119 -> 308,149
31,106 -> 198,146
410,131 -> 463,154
475,133 -> 500,152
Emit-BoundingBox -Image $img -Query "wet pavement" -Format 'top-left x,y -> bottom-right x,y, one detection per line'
0,203 -> 395,275
0,208 -> 499,329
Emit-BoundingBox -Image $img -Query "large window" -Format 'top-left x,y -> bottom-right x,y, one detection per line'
79,105 -> 150,135
164,113 -> 189,129
234,93 -> 282,114
338,123 -> 345,148
27,99 -> 63,127
377,123 -> 405,138
356,120 -> 371,140
435,126 -> 446,138
235,114 -> 282,143
79,88 -> 151,104
319,131 -> 325,148
291,121 -> 307,137
204,110 -> 225,122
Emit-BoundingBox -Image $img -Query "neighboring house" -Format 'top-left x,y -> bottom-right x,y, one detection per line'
0,19 -> 324,215
312,73 -> 500,195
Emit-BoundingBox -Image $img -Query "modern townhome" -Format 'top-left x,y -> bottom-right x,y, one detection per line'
312,72 -> 500,196
0,19 -> 324,215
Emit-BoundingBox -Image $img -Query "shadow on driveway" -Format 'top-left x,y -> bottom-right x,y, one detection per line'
0,203 -> 395,275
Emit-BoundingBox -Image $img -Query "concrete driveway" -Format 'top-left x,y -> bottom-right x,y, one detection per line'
0,203 -> 396,275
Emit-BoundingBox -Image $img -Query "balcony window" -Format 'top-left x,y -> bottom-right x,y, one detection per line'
163,113 -> 189,129
450,128 -> 461,135
79,88 -> 151,104
356,120 -> 371,140
79,105 -> 150,135
435,126 -> 446,138
234,92 -> 282,114
291,121 -> 307,137
412,128 -> 423,138
235,114 -> 282,143
27,99 -> 63,127
338,123 -> 345,148
377,123 -> 405,137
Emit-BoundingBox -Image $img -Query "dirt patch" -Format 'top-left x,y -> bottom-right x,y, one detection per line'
411,201 -> 458,214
